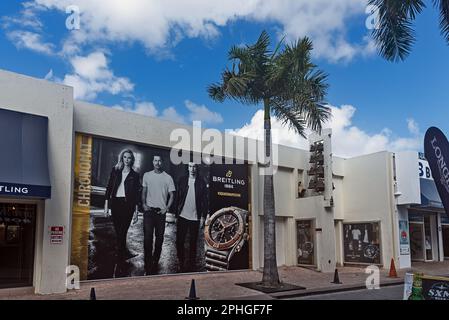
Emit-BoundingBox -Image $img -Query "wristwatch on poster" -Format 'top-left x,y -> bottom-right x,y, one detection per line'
204,207 -> 249,271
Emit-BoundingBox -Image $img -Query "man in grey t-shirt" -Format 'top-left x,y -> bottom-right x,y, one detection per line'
141,155 -> 175,275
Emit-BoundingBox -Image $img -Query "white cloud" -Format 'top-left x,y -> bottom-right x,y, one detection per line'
7,30 -> 55,55
231,105 -> 422,158
26,0 -> 371,62
407,118 -> 420,136
161,106 -> 186,124
1,2 -> 45,30
185,100 -> 223,124
44,68 -> 53,80
113,101 -> 158,117
230,109 -> 310,150
110,100 -> 223,126
63,51 -> 134,100
111,101 -> 186,123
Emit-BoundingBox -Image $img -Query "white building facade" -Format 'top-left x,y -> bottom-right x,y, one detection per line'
0,69 -> 447,294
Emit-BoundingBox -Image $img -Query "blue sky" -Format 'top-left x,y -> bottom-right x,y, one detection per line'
1,1 -> 448,157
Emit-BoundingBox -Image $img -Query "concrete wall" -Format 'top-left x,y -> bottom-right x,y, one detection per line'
395,152 -> 421,205
293,196 -> 336,272
0,69 -> 74,294
1,69 -> 421,293
341,151 -> 396,267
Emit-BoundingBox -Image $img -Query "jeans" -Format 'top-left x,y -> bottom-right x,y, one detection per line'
110,197 -> 134,258
143,209 -> 166,273
176,216 -> 200,272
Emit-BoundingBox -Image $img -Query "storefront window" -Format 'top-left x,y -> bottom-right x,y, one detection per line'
343,222 -> 381,265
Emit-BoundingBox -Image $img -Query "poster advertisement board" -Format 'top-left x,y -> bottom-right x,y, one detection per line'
399,220 -> 410,255
343,222 -> 381,264
296,220 -> 314,265
71,133 -> 251,280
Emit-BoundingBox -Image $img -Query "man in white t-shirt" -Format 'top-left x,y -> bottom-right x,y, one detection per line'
141,155 -> 175,275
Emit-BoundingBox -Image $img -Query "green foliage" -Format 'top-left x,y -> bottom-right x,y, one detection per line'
369,0 -> 449,62
208,31 -> 330,138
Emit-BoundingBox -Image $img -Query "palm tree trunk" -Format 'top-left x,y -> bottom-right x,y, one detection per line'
261,98 -> 280,287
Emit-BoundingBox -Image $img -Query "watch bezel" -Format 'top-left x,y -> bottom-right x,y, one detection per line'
204,207 -> 245,251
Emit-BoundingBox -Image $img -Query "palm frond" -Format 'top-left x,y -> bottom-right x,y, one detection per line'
222,69 -> 251,97
229,45 -> 251,65
252,30 -> 271,57
268,37 -> 315,95
270,35 -> 286,61
300,101 -> 331,134
304,69 -> 329,104
208,83 -> 225,102
369,0 -> 425,62
271,99 -> 307,138
434,0 -> 449,42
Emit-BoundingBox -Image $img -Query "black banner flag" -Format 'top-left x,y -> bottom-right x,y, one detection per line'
424,127 -> 449,217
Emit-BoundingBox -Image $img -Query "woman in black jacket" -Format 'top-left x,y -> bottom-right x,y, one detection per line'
104,149 -> 141,261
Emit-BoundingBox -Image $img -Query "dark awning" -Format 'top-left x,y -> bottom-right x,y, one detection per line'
420,178 -> 443,209
0,108 -> 51,198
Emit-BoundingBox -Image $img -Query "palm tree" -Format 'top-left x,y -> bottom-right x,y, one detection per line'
370,0 -> 449,61
208,31 -> 330,287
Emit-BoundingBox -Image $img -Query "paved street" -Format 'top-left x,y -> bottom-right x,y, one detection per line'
293,285 -> 404,300
1,261 -> 448,300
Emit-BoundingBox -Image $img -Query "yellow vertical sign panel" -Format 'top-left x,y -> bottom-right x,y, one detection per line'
71,134 -> 92,280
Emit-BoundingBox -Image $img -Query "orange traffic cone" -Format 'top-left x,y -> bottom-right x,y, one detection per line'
388,258 -> 398,278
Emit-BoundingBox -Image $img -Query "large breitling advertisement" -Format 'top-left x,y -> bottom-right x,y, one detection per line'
71,133 -> 251,280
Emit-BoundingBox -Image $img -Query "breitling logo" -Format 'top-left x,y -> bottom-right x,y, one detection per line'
226,170 -> 232,178
212,176 -> 245,186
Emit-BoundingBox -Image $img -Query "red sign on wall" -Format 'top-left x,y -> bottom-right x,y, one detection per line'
50,226 -> 64,245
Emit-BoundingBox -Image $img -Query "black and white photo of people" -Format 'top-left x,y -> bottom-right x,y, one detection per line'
85,137 -> 218,280
343,222 -> 381,264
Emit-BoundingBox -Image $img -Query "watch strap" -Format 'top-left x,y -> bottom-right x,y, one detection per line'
205,247 -> 230,271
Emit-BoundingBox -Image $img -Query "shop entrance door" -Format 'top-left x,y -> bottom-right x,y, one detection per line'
443,225 -> 449,259
296,220 -> 315,266
0,203 -> 36,289
423,215 -> 435,261
410,222 -> 425,261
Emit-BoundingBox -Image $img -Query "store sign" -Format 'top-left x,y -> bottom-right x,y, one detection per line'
419,159 -> 433,180
343,222 -> 381,264
50,226 -> 64,245
422,276 -> 449,300
424,127 -> 449,216
0,108 -> 51,199
0,182 -> 51,198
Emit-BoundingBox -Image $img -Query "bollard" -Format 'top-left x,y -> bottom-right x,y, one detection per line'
90,287 -> 97,300
186,279 -> 199,300
331,268 -> 342,284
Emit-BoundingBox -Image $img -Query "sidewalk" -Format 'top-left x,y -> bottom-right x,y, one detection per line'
1,261 -> 448,300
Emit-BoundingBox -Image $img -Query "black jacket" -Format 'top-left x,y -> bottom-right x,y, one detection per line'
175,175 -> 208,220
105,167 -> 141,206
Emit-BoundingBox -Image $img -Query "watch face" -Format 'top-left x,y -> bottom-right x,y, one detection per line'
210,212 -> 239,244
205,207 -> 246,250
